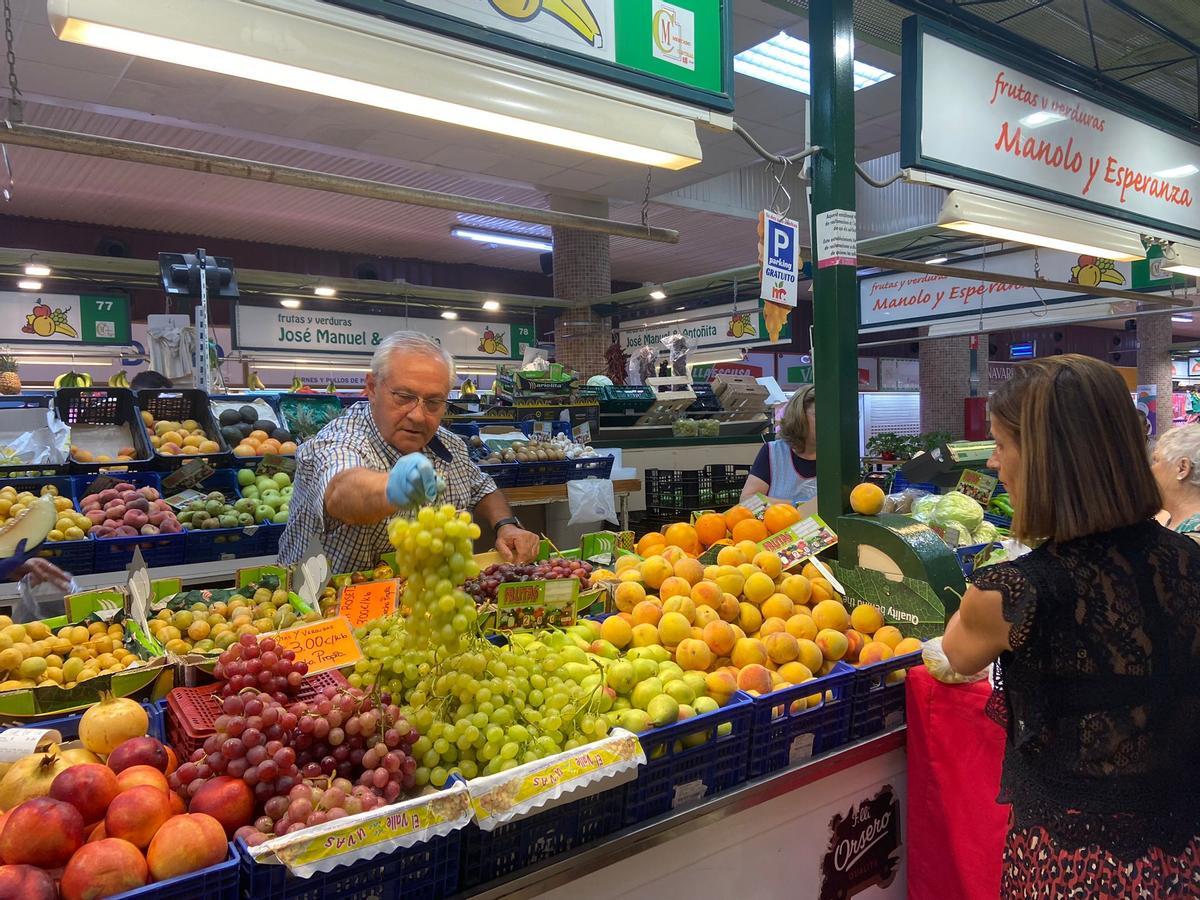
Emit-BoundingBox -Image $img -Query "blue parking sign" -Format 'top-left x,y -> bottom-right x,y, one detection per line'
760,211 -> 800,307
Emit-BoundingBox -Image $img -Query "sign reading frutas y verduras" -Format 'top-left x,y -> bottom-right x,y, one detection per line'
233,303 -> 534,361
859,247 -> 1132,330
328,0 -> 731,110
904,19 -> 1200,239
0,292 -> 131,345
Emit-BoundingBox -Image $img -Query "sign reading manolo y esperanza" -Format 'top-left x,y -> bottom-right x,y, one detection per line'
904,19 -> 1200,239
232,303 -> 535,361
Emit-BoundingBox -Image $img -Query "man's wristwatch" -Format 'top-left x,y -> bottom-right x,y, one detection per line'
492,516 -> 522,532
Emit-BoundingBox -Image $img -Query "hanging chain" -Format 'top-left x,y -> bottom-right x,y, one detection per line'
1033,248 -> 1041,281
640,167 -> 652,232
3,0 -> 20,124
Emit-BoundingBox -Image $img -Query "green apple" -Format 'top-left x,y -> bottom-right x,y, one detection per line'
256,476 -> 275,492
281,486 -> 293,498
270,509 -> 288,524
237,512 -> 254,526
234,498 -> 257,514
272,472 -> 291,488
242,485 -> 259,499
237,468 -> 255,487
254,505 -> 275,524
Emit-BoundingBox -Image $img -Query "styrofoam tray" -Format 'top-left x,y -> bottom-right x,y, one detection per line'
209,397 -> 278,424
69,423 -> 140,459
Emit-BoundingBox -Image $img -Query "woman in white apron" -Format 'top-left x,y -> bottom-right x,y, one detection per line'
740,385 -> 817,505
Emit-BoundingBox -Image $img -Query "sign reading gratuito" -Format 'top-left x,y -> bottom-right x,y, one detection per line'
273,618 -> 363,674
904,19 -> 1200,239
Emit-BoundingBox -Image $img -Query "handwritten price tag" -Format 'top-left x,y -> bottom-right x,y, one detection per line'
337,580 -> 400,628
273,618 -> 362,674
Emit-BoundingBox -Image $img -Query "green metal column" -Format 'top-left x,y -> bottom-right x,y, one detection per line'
809,0 -> 860,527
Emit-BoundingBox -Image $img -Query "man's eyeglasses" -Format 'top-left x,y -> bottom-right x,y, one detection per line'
388,388 -> 448,415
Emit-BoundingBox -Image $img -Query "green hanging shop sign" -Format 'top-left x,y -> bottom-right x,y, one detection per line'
322,0 -> 733,111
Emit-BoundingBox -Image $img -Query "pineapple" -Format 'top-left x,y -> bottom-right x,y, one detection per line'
0,357 -> 20,395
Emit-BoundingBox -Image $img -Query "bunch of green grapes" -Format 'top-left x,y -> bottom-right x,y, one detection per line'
352,505 -> 609,787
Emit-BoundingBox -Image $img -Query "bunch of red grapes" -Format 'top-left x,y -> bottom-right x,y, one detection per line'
169,635 -> 420,847
465,558 -> 593,604
213,635 -> 308,703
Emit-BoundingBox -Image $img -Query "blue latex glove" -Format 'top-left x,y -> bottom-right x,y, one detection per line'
0,539 -> 31,581
386,453 -> 437,508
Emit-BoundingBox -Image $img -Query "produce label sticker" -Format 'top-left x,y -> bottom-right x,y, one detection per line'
337,580 -> 400,628
758,515 -> 838,570
161,458 -> 214,493
0,727 -> 60,761
495,579 -> 579,631
274,618 -> 363,674
956,469 -> 998,505
266,784 -> 471,871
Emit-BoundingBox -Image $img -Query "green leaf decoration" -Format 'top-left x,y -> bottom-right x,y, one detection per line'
833,563 -> 947,640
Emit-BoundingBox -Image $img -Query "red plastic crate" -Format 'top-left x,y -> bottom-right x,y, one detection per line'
165,670 -> 348,757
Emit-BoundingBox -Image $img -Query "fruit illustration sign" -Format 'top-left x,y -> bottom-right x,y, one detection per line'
338,0 -> 730,105
233,302 -> 534,361
619,301 -> 789,354
0,292 -> 130,345
860,247 -> 1133,331
905,20 -> 1200,238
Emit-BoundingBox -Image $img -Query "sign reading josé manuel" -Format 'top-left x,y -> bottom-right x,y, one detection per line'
905,20 -> 1200,239
232,303 -> 534,362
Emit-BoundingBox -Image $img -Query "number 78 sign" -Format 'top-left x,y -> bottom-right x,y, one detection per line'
759,211 -> 800,308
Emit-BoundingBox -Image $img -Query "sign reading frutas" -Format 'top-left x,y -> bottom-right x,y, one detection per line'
495,579 -> 580,631
759,210 -> 801,308
904,19 -> 1200,239
819,785 -> 903,900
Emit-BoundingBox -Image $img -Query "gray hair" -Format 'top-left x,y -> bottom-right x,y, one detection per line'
371,331 -> 456,388
1154,425 -> 1200,488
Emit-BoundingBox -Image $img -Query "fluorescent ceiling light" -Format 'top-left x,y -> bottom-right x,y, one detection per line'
482,300 -> 501,312
23,263 -> 51,277
49,0 -> 704,170
280,299 -> 302,309
926,257 -> 949,265
1172,315 -> 1193,323
649,289 -> 668,300
313,286 -> 336,298
17,279 -> 43,290
937,191 -> 1146,262
1164,244 -> 1200,278
440,310 -> 459,320
1156,164 -> 1199,179
17,356 -> 120,365
451,227 -> 553,253
1019,111 -> 1066,129
734,32 -> 893,95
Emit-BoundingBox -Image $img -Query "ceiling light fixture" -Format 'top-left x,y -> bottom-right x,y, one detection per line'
482,299 -> 501,312
1172,315 -> 1193,323
23,263 -> 51,277
936,191 -> 1147,262
925,257 -> 949,265
1163,243 -> 1200,278
49,0 -> 705,169
1155,164 -> 1199,179
441,310 -> 459,320
313,286 -> 337,298
17,279 -> 43,290
451,227 -> 553,252
734,31 -> 894,95
280,299 -> 302,309
649,288 -> 668,301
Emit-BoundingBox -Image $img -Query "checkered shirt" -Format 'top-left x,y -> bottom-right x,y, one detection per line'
277,402 -> 497,574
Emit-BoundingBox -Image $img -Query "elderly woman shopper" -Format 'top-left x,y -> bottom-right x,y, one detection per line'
741,384 -> 817,505
1151,424 -> 1200,537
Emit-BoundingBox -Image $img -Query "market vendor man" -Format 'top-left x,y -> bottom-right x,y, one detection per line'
278,331 -> 540,574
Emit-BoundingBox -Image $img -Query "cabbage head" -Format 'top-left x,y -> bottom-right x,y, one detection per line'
931,491 -> 985,534
911,494 -> 939,523
972,521 -> 1000,545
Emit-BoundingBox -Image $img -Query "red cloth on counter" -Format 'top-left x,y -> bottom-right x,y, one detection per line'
905,664 -> 1009,900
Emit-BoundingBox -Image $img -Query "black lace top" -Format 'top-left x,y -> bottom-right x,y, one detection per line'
970,520 -> 1200,859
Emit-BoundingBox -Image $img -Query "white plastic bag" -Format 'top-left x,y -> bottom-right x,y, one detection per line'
921,635 -> 991,685
15,573 -> 80,624
567,479 -> 618,526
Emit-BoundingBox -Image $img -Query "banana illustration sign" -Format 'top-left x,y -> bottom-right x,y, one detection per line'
1068,255 -> 1125,288
477,328 -> 510,356
22,302 -> 78,338
727,313 -> 755,339
489,0 -> 602,47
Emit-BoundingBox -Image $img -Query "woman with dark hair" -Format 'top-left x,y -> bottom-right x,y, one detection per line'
942,354 -> 1200,897
130,370 -> 173,390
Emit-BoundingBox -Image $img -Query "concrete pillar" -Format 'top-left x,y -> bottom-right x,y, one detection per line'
918,334 -> 990,438
551,196 -> 611,378
1137,308 -> 1173,434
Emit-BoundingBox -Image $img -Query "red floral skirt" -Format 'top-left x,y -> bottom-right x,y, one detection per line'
1003,825 -> 1200,898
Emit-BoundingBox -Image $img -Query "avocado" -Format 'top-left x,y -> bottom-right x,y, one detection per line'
272,428 -> 293,443
218,408 -> 241,427
239,405 -> 259,423
221,424 -> 242,445
256,420 -> 278,434
238,422 -> 254,438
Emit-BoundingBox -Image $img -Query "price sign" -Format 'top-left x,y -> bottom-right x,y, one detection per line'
273,618 -> 362,674
758,515 -> 838,571
337,580 -> 400,627
161,458 -> 214,493
572,422 -> 592,444
494,579 -> 578,631
531,421 -> 553,442
956,469 -> 999,505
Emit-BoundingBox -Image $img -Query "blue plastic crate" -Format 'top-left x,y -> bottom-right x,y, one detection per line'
259,522 -> 285,557
848,650 -> 924,740
565,455 -> 614,481
72,471 -> 163,499
209,394 -> 290,469
17,699 -> 166,742
114,843 -> 240,900
0,473 -> 75,497
478,462 -> 519,488
93,531 -> 186,572
182,469 -> 267,564
459,784 -> 626,889
514,459 -> 569,486
30,537 -> 94,578
890,471 -> 941,495
955,542 -> 1003,578
982,511 -> 1012,530
236,828 -> 461,900
745,662 -> 855,779
624,692 -> 753,825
